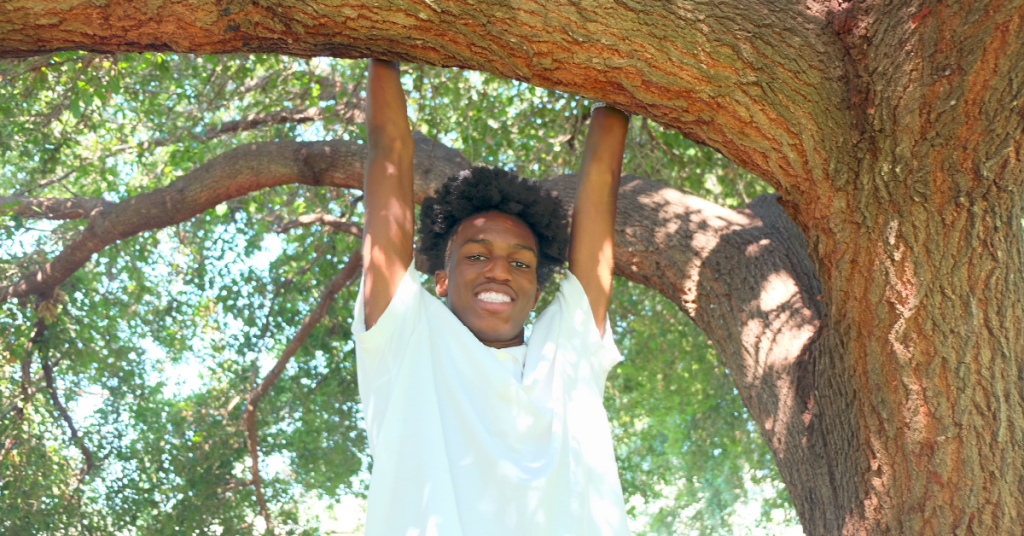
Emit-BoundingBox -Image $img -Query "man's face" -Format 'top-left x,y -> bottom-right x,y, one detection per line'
435,212 -> 541,348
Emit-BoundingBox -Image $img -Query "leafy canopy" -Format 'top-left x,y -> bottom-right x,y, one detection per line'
0,53 -> 793,535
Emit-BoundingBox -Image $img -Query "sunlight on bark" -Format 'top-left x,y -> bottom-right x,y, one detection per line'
759,271 -> 801,312
743,269 -> 819,458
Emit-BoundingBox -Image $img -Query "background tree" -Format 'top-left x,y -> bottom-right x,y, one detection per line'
2,0 -> 1023,534
1,54 -> 795,535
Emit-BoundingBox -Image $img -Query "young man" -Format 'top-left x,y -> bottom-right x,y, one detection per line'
354,59 -> 630,535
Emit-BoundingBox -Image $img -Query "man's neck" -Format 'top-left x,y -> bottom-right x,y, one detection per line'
482,332 -> 526,349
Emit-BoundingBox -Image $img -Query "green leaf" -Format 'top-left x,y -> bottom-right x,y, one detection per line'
0,52 -> 789,535
69,96 -> 82,120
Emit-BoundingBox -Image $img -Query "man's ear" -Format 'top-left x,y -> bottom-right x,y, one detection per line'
435,270 -> 449,298
531,284 -> 541,310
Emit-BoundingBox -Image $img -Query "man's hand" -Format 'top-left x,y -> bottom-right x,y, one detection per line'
362,59 -> 415,328
569,105 -> 629,335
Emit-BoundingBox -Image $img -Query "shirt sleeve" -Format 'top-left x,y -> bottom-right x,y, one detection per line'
352,262 -> 426,451
558,270 -> 624,375
352,260 -> 426,374
565,272 -> 618,373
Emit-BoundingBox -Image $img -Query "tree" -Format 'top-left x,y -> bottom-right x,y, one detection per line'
0,54 -> 792,535
1,1 -> 1023,534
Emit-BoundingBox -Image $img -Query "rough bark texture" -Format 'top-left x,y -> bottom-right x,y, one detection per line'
3,1 -> 1024,534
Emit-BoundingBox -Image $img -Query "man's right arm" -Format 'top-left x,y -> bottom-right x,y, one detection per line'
362,59 -> 414,329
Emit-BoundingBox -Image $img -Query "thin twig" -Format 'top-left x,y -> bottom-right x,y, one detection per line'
242,251 -> 362,534
339,71 -> 366,127
17,76 -> 363,196
20,319 -> 46,405
1,352 -> 65,421
253,249 -> 327,367
41,359 -> 96,481
1,55 -> 84,79
0,435 -> 17,466
1,319 -> 47,460
639,118 -> 702,196
220,476 -> 256,493
729,161 -> 751,205
18,168 -> 78,196
138,79 -> 363,152
275,214 -> 363,238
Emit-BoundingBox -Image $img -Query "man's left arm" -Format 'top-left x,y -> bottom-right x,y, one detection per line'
568,105 -> 629,335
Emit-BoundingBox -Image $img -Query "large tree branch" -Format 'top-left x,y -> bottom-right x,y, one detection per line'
0,0 -> 852,199
242,251 -> 362,534
1,133 -> 834,531
0,132 -> 467,303
2,138 -> 822,450
2,196 -> 115,220
12,67 -> 365,197
4,3 -> 1022,534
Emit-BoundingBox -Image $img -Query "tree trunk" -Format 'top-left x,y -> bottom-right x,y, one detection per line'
3,1 -> 1023,534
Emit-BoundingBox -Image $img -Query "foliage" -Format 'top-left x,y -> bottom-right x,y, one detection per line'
606,281 -> 794,534
1,52 -> 789,534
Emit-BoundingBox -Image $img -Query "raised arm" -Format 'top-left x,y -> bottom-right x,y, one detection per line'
569,106 -> 629,334
362,59 -> 415,328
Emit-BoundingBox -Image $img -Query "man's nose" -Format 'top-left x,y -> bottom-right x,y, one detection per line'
483,256 -> 512,281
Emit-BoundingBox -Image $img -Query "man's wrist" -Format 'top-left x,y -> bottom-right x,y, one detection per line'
589,100 -> 631,120
370,58 -> 400,71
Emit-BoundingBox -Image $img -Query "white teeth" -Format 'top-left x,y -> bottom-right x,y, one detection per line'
477,291 -> 512,303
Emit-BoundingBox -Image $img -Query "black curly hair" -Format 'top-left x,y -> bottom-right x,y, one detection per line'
418,167 -> 570,286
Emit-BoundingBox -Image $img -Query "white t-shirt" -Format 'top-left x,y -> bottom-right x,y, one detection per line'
353,264 -> 629,536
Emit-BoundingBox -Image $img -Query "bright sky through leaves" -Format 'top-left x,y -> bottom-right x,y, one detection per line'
1,53 -> 797,535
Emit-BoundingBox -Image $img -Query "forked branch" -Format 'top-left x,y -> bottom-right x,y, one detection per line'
0,319 -> 48,462
276,214 -> 363,238
41,359 -> 96,481
0,133 -> 466,303
137,80 -> 365,152
242,251 -> 363,534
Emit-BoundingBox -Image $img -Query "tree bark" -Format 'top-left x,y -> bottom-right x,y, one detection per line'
3,1 -> 1023,534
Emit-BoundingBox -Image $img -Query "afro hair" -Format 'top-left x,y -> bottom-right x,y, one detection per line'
418,167 -> 570,287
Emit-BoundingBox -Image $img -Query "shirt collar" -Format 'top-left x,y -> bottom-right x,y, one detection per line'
488,344 -> 527,363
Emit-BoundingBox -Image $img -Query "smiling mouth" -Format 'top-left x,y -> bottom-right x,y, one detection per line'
476,291 -> 512,303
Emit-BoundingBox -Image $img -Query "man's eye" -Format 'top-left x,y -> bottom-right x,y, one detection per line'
468,254 -> 486,261
512,261 -> 531,269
